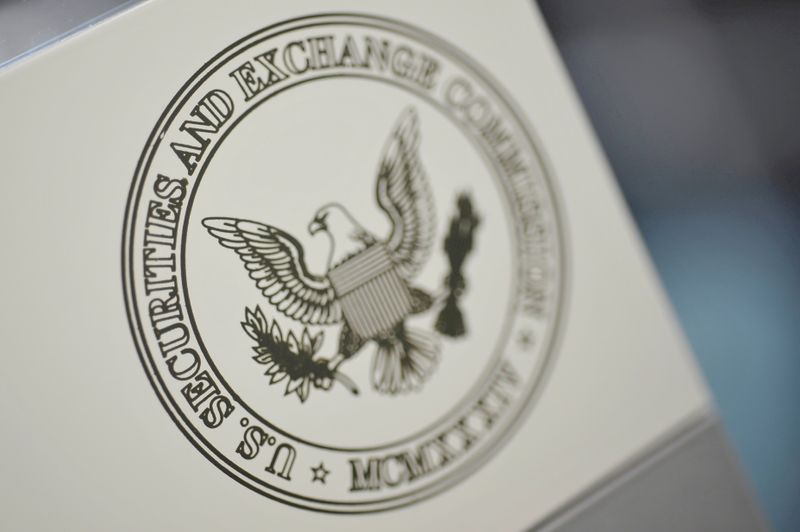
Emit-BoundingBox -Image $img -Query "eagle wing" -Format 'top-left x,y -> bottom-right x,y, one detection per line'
202,217 -> 342,325
375,108 -> 436,279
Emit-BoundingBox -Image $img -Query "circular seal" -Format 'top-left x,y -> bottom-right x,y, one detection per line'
123,13 -> 565,513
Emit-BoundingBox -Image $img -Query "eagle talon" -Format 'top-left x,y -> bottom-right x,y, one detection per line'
327,353 -> 347,372
313,375 -> 333,390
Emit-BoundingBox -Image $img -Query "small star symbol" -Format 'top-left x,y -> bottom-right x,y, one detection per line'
311,462 -> 330,484
518,329 -> 535,350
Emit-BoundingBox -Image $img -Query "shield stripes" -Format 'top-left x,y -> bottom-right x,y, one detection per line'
328,245 -> 414,338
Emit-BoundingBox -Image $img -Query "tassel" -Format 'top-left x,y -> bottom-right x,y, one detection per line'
435,293 -> 465,337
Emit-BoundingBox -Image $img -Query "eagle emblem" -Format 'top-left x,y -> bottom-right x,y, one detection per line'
203,108 -> 479,401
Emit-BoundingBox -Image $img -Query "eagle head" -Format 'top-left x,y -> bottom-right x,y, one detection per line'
308,203 -> 376,269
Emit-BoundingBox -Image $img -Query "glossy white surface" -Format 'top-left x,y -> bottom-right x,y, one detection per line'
0,1 -> 710,529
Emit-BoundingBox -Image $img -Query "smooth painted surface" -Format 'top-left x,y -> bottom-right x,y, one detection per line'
532,419 -> 767,532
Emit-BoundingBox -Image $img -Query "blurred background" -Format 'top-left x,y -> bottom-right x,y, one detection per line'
1,0 -> 798,529
538,1 -> 800,530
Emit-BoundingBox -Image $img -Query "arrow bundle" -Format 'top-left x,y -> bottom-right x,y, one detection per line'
435,193 -> 480,338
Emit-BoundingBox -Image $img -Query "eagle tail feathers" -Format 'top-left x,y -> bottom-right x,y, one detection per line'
371,325 -> 440,395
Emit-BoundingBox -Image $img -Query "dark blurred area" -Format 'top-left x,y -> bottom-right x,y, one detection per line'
0,0 -> 132,70
538,1 -> 800,530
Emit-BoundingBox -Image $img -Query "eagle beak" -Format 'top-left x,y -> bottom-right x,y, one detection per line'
308,217 -> 326,235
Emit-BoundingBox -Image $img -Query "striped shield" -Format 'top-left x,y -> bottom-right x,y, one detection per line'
328,244 -> 414,338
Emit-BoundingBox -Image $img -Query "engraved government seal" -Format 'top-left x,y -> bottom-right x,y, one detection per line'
122,13 -> 565,513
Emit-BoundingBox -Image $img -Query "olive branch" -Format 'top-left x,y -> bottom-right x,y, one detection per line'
241,306 -> 357,402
